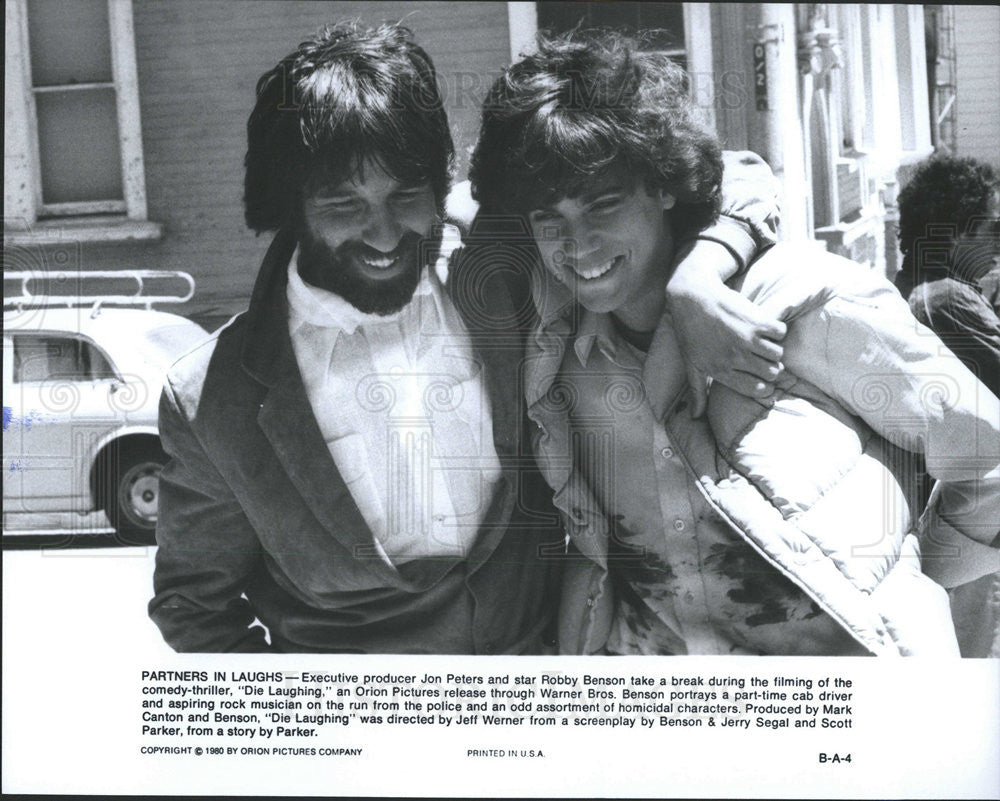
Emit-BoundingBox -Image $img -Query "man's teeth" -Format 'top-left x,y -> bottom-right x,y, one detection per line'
362,254 -> 397,268
575,256 -> 619,280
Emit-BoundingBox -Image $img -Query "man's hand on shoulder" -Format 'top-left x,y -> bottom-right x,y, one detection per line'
662,239 -> 786,417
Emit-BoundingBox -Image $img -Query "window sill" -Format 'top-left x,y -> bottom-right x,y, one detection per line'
3,217 -> 163,246
814,206 -> 883,247
895,146 -> 936,167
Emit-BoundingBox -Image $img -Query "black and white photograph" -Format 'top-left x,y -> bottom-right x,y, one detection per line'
3,1 -> 999,797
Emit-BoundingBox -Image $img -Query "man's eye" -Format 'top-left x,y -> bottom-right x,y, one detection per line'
589,196 -> 623,213
318,200 -> 361,214
529,211 -> 558,225
393,190 -> 425,203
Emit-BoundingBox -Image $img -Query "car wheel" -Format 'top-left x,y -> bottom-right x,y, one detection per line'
104,443 -> 167,544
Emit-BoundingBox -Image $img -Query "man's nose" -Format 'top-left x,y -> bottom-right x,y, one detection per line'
563,219 -> 600,259
362,206 -> 405,253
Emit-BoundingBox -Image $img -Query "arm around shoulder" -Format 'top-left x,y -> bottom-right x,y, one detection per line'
659,150 -> 786,414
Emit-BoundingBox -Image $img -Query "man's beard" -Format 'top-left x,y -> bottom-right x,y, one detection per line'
296,227 -> 444,315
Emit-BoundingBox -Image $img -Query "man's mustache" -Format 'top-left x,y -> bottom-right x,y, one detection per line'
339,232 -> 424,262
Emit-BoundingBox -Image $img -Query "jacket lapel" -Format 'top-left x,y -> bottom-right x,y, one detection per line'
256,335 -> 387,567
240,230 -> 391,575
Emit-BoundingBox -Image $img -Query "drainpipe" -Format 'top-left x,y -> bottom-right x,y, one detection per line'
746,4 -> 812,239
751,4 -> 786,179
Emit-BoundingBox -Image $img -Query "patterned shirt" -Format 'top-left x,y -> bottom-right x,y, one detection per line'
558,308 -> 865,655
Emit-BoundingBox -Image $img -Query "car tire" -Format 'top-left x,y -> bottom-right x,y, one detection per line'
103,442 -> 167,545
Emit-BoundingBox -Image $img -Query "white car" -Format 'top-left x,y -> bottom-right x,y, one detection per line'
3,271 -> 207,541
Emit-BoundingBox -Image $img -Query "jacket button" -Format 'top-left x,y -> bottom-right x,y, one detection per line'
660,447 -> 674,460
673,519 -> 686,532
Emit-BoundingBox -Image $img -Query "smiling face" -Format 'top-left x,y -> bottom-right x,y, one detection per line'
296,160 -> 441,315
527,172 -> 676,329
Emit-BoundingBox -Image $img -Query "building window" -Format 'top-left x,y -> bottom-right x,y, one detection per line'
4,0 -> 160,243
508,3 -> 715,127
535,1 -> 687,69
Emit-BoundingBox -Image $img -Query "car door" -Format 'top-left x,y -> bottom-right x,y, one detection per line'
7,332 -> 122,513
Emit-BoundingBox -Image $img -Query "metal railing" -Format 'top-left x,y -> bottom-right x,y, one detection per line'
3,270 -> 195,316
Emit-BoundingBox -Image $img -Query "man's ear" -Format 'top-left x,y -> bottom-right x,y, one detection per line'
659,190 -> 676,210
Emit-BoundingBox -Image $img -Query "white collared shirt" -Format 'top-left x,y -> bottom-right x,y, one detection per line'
286,232 -> 501,565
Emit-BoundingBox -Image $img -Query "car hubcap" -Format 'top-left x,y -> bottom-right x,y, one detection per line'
120,463 -> 161,527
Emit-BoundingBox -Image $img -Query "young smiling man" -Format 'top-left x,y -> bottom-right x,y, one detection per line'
471,31 -> 1000,656
149,22 -> 789,653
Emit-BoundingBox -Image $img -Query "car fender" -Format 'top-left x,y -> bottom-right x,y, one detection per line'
86,424 -> 161,464
85,425 -> 163,504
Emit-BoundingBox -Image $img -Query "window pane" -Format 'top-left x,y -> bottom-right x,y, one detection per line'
82,342 -> 118,380
536,1 -> 685,52
636,3 -> 685,51
27,0 -> 112,86
35,88 -> 123,204
13,336 -> 89,383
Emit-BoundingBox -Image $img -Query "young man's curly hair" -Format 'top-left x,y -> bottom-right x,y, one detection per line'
469,29 -> 722,240
244,20 -> 454,234
897,155 -> 999,278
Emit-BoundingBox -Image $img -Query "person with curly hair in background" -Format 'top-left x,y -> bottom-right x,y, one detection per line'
896,155 -> 1000,398
895,155 -> 1000,657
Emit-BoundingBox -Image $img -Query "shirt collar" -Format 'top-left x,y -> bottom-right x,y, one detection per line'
531,261 -> 577,328
573,308 -> 621,368
527,257 -> 630,369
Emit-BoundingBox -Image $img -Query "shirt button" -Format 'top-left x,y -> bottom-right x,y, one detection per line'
660,447 -> 674,460
673,519 -> 686,532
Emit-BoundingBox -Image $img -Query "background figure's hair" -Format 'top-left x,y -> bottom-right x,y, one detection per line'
897,155 -> 999,277
244,20 -> 454,233
469,29 -> 722,240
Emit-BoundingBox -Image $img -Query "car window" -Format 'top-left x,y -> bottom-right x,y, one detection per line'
12,335 -> 118,383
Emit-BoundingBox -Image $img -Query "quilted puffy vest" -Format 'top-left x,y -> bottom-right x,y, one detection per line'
555,243 -> 982,655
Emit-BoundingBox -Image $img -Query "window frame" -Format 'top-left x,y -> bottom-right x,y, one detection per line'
506,2 -> 707,122
4,0 -> 160,244
528,2 -> 697,59
509,1 -> 696,64
10,331 -> 123,386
